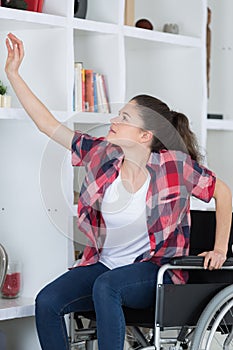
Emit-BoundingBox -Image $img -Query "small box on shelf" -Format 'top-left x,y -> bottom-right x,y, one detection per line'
207,113 -> 223,120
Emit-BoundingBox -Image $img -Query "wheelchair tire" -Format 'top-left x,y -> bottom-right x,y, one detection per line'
190,284 -> 233,350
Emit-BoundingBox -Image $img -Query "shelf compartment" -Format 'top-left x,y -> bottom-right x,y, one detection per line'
84,0 -> 121,24
133,0 -> 206,38
0,28 -> 69,111
74,30 -> 124,114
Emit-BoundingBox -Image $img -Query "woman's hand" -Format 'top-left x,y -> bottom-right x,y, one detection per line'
5,33 -> 24,79
198,249 -> 226,270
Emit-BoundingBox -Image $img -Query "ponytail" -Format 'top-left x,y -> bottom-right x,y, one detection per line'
170,111 -> 202,162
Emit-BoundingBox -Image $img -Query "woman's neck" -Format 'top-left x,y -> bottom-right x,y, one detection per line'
120,149 -> 151,193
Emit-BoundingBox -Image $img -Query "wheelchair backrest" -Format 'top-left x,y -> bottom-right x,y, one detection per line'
189,210 -> 233,283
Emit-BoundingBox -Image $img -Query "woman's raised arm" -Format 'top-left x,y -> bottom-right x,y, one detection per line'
5,33 -> 74,150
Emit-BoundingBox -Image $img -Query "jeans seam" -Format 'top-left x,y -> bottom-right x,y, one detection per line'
118,278 -> 156,292
59,316 -> 69,350
59,294 -> 93,315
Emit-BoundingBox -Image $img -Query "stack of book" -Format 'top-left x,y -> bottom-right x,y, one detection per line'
74,62 -> 111,113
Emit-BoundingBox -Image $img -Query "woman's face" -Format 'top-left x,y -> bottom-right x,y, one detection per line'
106,101 -> 147,148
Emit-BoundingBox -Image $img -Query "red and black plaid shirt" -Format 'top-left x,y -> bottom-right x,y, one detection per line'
72,131 -> 216,284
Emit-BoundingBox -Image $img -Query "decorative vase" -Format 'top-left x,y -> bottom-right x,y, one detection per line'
163,23 -> 179,34
74,0 -> 87,19
1,95 -> 11,108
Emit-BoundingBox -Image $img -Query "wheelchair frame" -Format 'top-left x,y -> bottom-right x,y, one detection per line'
69,257 -> 233,350
154,259 -> 233,350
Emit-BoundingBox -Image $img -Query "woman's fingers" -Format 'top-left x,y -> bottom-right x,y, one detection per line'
7,33 -> 24,59
5,33 -> 25,75
198,250 -> 226,270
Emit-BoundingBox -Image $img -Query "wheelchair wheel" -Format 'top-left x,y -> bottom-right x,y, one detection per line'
191,284 -> 233,350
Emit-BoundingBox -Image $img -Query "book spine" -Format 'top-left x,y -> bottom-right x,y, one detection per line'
96,73 -> 104,113
37,0 -> 44,12
73,64 -> 78,111
101,74 -> 111,113
124,0 -> 135,26
93,72 -> 98,113
74,62 -> 83,112
95,73 -> 101,113
85,69 -> 94,112
98,74 -> 110,113
81,68 -> 86,112
26,0 -> 39,12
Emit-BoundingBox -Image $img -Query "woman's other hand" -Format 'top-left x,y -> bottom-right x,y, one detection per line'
198,249 -> 226,270
5,33 -> 24,78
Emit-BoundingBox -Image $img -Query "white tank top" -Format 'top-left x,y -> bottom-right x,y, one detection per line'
100,171 -> 150,269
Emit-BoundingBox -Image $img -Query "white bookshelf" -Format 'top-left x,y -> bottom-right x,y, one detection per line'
1,1 -> 226,349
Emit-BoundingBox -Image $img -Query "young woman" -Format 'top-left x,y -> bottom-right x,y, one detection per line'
5,33 -> 232,350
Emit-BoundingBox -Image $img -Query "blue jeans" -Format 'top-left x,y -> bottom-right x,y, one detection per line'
35,261 -> 172,350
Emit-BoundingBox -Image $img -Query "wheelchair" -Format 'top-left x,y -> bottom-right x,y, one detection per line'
69,210 -> 233,349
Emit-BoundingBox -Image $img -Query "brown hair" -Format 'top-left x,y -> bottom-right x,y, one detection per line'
131,94 -> 202,163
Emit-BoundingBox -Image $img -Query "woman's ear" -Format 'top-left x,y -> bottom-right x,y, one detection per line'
141,130 -> 153,144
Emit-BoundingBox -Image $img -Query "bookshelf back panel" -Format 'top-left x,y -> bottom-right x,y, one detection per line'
208,0 -> 233,121
43,0 -> 68,16
207,130 -> 233,191
85,0 -> 121,24
134,0 -> 205,38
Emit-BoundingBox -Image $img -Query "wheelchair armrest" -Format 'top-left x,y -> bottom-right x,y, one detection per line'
169,255 -> 233,267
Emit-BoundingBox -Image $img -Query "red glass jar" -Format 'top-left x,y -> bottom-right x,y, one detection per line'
1,261 -> 21,299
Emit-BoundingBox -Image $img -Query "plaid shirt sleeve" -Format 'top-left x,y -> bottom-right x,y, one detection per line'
71,131 -> 106,167
183,156 -> 216,202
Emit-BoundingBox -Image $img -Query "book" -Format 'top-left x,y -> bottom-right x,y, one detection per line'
81,68 -> 85,111
85,69 -> 94,112
101,74 -> 111,113
93,72 -> 98,113
25,0 -> 39,11
96,73 -> 110,113
96,73 -> 104,113
124,0 -> 135,26
74,62 -> 83,112
37,0 -> 44,12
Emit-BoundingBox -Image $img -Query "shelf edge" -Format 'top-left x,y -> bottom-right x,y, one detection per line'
123,26 -> 202,48
207,119 -> 233,131
0,297 -> 35,321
